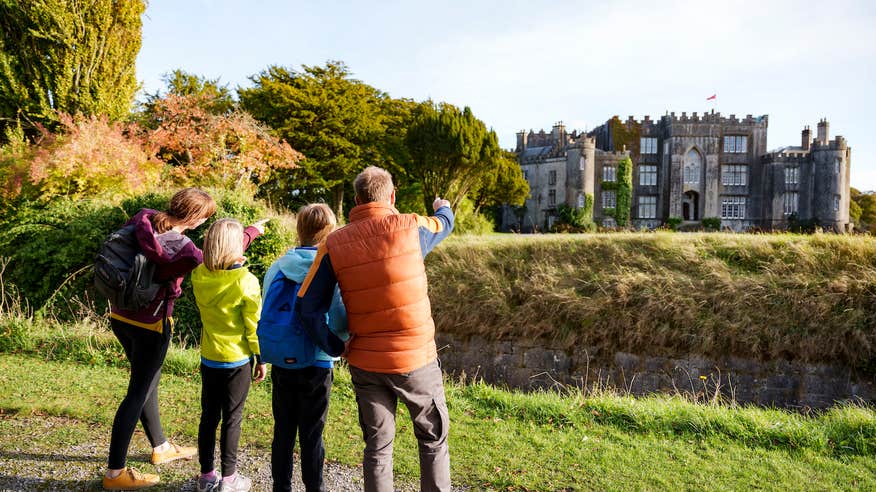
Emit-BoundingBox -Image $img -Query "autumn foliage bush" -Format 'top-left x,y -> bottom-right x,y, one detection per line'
1,114 -> 161,204
141,93 -> 302,189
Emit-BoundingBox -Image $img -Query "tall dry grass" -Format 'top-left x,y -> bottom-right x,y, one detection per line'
427,232 -> 876,368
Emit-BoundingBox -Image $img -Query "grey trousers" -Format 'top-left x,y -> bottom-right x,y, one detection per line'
350,360 -> 451,492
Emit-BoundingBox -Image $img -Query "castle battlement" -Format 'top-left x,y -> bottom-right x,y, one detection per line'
607,112 -> 770,127
763,152 -> 809,163
811,135 -> 848,151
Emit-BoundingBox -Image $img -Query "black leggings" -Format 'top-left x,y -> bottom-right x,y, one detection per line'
108,319 -> 170,469
271,365 -> 332,492
198,362 -> 252,475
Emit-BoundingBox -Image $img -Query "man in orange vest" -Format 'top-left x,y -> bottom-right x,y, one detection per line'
296,166 -> 454,492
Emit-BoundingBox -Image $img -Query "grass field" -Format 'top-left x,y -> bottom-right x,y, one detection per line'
1,317 -> 874,490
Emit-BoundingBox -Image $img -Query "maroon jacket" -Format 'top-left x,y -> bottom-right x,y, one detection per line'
110,209 -> 260,330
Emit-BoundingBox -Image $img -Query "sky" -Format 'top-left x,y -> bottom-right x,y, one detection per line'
136,0 -> 876,189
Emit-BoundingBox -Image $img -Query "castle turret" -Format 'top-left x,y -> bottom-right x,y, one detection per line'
817,119 -> 829,145
801,126 -> 811,151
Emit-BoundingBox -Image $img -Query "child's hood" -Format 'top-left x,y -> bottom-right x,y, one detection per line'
273,247 -> 319,283
191,264 -> 252,307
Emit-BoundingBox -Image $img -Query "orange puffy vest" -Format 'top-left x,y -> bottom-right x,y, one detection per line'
325,202 -> 437,374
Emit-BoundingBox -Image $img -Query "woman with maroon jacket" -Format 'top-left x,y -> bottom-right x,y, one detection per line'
102,188 -> 264,491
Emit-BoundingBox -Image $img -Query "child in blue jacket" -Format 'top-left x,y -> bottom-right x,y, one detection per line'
259,204 -> 348,492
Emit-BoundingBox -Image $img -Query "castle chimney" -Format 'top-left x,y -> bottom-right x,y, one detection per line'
551,121 -> 566,145
516,130 -> 528,152
801,126 -> 811,151
817,119 -> 829,145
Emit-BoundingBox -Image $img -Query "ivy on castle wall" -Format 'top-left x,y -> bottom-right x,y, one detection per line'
609,116 -> 641,154
615,157 -> 633,226
581,192 -> 594,219
599,157 -> 632,226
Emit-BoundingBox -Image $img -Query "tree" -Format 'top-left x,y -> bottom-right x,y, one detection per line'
471,150 -> 529,211
142,93 -> 301,190
851,188 -> 876,231
0,0 -> 143,135
404,102 -> 503,212
238,61 -> 387,218
140,69 -> 235,121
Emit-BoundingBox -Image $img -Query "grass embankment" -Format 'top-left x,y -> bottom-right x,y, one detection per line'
429,233 -> 876,368
1,318 -> 875,490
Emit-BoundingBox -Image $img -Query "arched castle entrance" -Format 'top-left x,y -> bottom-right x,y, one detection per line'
683,191 -> 699,221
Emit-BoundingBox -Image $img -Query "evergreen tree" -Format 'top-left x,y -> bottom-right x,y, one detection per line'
471,150 -> 529,211
238,61 -> 386,218
0,0 -> 144,134
404,101 -> 503,212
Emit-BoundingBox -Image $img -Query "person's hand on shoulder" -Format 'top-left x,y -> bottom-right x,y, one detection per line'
432,197 -> 451,212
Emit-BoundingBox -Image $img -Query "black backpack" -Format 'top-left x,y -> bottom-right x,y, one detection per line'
93,224 -> 161,311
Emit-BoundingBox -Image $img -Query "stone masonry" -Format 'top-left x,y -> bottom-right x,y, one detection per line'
436,333 -> 874,409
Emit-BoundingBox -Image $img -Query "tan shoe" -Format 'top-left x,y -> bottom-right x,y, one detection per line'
150,442 -> 197,465
102,467 -> 159,490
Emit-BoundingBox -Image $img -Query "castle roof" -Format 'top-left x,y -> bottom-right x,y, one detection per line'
520,145 -> 554,161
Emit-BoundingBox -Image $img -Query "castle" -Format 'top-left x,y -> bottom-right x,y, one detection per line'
502,112 -> 851,232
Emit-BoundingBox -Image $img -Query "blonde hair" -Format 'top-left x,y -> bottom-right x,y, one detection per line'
353,166 -> 394,204
202,219 -> 244,271
297,203 -> 336,246
153,188 -> 217,234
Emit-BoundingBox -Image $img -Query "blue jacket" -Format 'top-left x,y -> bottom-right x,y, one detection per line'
263,246 -> 349,367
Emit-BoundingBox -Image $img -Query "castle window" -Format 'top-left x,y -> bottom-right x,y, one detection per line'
723,135 -> 748,154
640,137 -> 658,154
548,189 -> 556,207
602,166 -> 616,182
548,170 -> 557,185
602,191 -> 616,209
835,159 -> 841,174
638,195 -> 657,219
721,196 -> 746,219
683,149 -> 702,185
577,194 -> 585,208
784,166 -> 799,185
834,195 -> 840,212
639,165 -> 657,186
721,165 -> 747,186
523,169 -> 529,181
783,192 -> 798,216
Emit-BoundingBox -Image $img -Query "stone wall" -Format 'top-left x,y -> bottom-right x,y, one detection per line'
436,333 -> 875,409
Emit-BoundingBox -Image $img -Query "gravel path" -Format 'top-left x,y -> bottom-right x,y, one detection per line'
0,415 -> 440,491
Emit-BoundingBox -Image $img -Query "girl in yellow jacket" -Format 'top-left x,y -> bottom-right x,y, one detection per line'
191,218 -> 266,492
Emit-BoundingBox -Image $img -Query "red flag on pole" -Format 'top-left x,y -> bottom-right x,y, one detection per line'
706,94 -> 717,101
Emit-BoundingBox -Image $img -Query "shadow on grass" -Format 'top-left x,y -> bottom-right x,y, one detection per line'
0,475 -> 194,491
0,451 -> 105,463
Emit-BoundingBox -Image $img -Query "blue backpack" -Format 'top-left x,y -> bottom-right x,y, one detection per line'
257,271 -> 316,369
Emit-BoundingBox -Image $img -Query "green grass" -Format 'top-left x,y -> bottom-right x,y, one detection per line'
1,318 -> 875,490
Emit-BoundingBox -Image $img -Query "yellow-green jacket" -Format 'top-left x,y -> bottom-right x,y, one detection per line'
191,264 -> 261,363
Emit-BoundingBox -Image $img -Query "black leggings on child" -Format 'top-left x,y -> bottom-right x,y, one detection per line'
198,362 -> 252,476
108,319 -> 170,469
